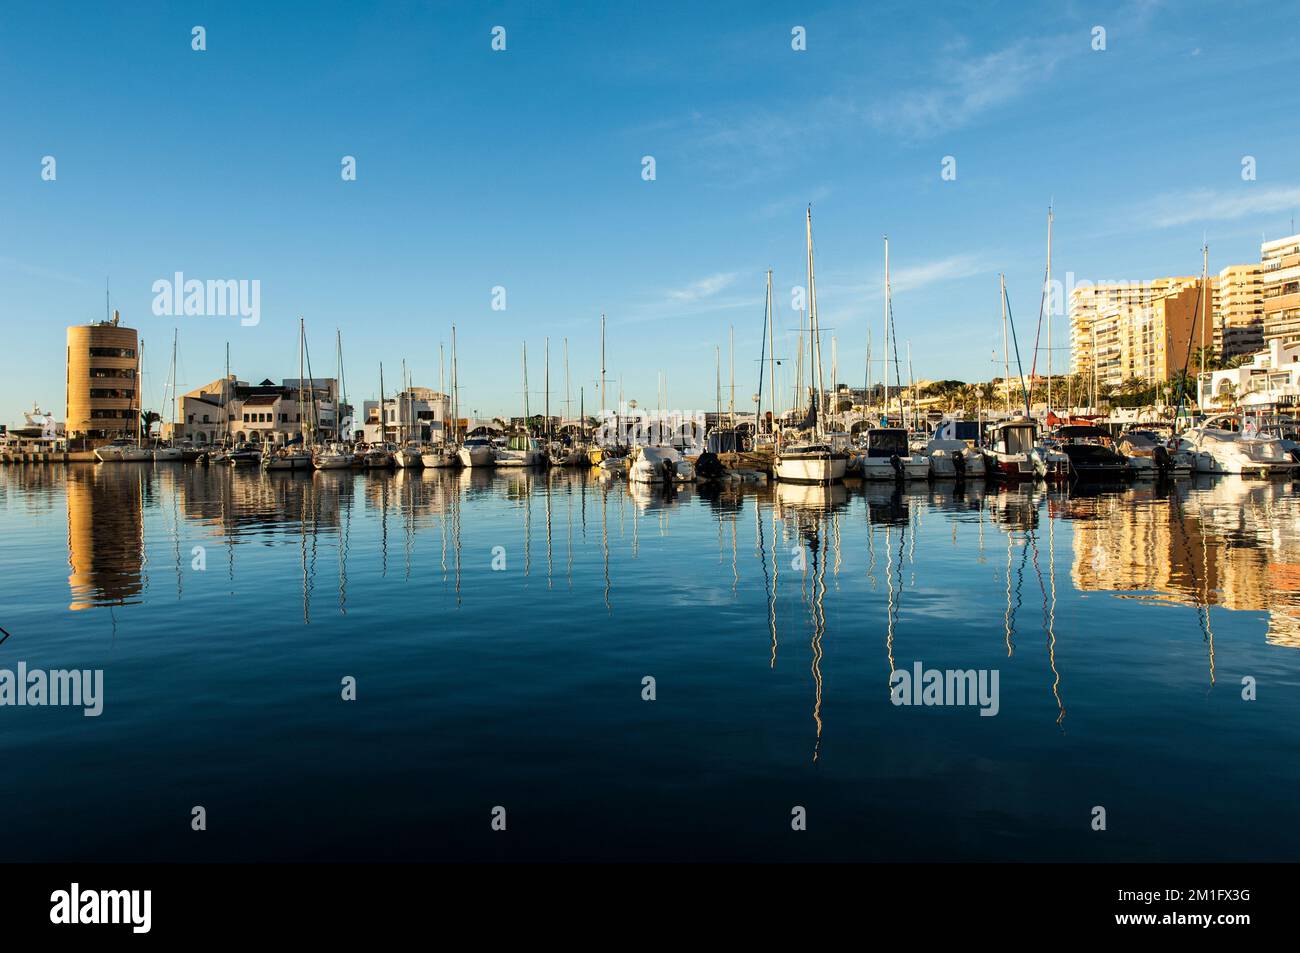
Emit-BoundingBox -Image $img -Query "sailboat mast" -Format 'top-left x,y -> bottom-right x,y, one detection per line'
1046,205 -> 1053,411
544,337 -> 550,440
884,236 -> 892,421
378,362 -> 385,445
299,318 -> 306,447
169,328 -> 178,442
715,346 -> 721,422
1001,274 -> 1010,414
765,269 -> 776,433
137,339 -> 144,446
806,206 -> 822,437
451,325 -> 459,444
522,341 -> 529,427
563,338 -> 571,431
1200,241 -> 1209,403
223,341 -> 229,446
600,313 -> 606,418
729,324 -> 735,429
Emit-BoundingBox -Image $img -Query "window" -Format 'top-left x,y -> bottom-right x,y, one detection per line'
88,346 -> 136,358
202,414 -> 210,423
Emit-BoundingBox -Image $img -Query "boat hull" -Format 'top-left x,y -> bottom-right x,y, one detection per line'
420,449 -> 458,468
773,452 -> 847,484
458,447 -> 495,468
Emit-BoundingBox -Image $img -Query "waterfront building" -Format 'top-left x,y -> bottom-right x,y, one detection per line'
168,376 -> 349,446
1199,338 -> 1300,411
65,310 -> 139,445
1262,233 -> 1300,344
361,387 -> 450,444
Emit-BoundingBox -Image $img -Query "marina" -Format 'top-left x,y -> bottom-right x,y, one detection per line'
2,462 -> 1299,860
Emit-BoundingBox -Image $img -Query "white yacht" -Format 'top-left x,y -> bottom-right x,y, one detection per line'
458,436 -> 496,468
857,427 -> 930,481
1180,414 -> 1296,476
627,445 -> 696,483
925,419 -> 987,479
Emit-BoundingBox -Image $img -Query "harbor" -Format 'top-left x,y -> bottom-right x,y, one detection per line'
3,461 -> 1299,861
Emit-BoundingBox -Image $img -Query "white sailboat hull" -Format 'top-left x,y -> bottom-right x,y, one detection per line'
420,448 -> 458,468
458,446 -> 495,468
773,453 -> 847,484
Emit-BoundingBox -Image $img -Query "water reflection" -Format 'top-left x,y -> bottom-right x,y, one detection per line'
7,464 -> 1300,667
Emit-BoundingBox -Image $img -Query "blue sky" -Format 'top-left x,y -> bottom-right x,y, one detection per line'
2,0 -> 1298,421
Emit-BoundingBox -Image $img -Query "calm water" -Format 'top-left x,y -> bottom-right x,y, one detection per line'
2,463 -> 1299,861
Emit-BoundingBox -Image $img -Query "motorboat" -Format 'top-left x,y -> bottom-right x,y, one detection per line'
1117,429 -> 1191,478
313,444 -> 355,470
983,417 -> 1066,481
360,443 -> 396,469
925,419 -> 987,480
857,427 -> 930,481
773,440 -> 848,484
153,445 -> 185,462
263,447 -> 314,471
627,445 -> 696,483
420,445 -> 458,468
1051,424 -> 1133,481
226,444 -> 261,466
458,436 -> 496,468
495,433 -> 546,467
1179,414 -> 1296,476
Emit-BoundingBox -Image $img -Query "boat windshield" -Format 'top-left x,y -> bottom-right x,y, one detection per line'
1000,426 -> 1035,455
866,429 -> 907,454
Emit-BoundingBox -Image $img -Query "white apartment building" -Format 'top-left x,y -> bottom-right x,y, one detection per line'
1201,338 -> 1300,411
361,387 -> 451,444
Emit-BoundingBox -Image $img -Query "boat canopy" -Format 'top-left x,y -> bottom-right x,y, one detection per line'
866,428 -> 908,455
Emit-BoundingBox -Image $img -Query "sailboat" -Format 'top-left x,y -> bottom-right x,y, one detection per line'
858,238 -> 928,481
496,342 -> 546,466
422,338 -> 457,467
100,334 -> 152,461
773,207 -> 848,484
264,318 -> 315,470
154,329 -> 185,461
314,330 -> 355,469
393,361 -> 424,468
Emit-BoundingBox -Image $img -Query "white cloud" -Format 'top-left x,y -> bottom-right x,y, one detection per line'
666,271 -> 739,303
866,38 -> 1072,139
1140,186 -> 1300,229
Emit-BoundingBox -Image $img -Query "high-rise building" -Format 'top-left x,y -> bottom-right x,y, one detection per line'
1069,278 -> 1202,382
1262,233 -> 1300,344
1216,262 -> 1265,357
1084,284 -> 1205,388
65,310 -> 139,444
